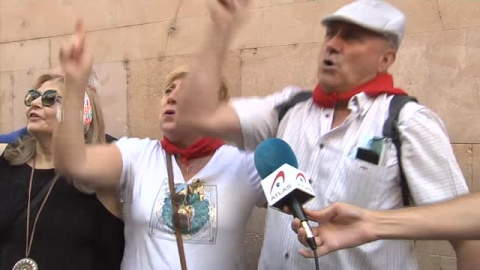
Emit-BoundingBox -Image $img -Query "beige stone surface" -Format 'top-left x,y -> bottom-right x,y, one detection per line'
0,0 -> 37,7
116,0 -> 208,27
472,145 -> 480,193
0,0 -> 117,43
250,0 -> 312,9
391,28 -> 480,143
415,240 -> 456,257
246,207 -> 267,234
0,72 -> 14,132
0,39 -> 50,72
244,233 -> 264,270
416,253 -> 441,270
165,16 -> 208,56
116,0 -> 178,27
127,51 -> 241,138
233,1 -> 325,49
50,22 -> 170,67
126,58 -> 166,139
438,0 -> 480,29
2,1 -> 480,270
389,0 -> 444,33
93,62 -> 128,138
452,144 -> 473,189
177,0 -> 209,18
240,43 -> 319,97
440,256 -> 457,270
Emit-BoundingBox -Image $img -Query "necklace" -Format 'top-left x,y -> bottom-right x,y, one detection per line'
12,159 -> 59,270
177,156 -> 198,173
185,163 -> 195,173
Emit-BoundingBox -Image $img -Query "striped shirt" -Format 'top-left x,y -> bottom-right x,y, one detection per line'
232,86 -> 468,270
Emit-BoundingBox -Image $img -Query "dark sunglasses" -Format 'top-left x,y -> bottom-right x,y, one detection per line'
24,89 -> 63,107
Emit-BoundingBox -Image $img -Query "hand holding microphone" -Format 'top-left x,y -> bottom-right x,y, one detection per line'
254,138 -> 318,253
292,203 -> 377,259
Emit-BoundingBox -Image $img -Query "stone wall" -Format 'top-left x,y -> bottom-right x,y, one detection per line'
2,1 -> 480,269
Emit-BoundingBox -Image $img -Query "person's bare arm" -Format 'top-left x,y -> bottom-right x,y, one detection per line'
53,21 -> 122,189
176,0 -> 250,146
450,240 -> 480,270
293,194 -> 480,257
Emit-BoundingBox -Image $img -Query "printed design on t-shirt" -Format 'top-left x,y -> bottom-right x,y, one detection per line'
149,178 -> 218,244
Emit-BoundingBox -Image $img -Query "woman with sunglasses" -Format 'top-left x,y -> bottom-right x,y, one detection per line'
0,72 -> 125,269
53,22 -> 265,270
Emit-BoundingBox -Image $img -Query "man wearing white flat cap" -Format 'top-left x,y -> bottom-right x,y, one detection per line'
175,0 -> 480,269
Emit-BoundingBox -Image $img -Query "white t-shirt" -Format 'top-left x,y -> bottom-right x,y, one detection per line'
116,138 -> 265,270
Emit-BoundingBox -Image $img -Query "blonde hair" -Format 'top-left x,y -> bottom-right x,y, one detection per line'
165,66 -> 230,101
4,73 -> 106,192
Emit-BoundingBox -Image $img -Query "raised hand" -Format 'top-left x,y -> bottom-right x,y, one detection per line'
207,0 -> 251,33
59,20 -> 93,96
292,203 -> 378,257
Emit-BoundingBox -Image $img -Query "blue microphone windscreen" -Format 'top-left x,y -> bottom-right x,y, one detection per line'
254,138 -> 298,179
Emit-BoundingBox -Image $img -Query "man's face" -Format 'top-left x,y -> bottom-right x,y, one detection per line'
317,21 -> 396,93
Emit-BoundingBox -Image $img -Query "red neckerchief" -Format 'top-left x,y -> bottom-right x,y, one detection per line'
161,137 -> 224,165
313,73 -> 407,108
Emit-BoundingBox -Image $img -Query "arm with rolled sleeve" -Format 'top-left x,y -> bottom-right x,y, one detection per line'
231,86 -> 302,151
398,104 -> 480,269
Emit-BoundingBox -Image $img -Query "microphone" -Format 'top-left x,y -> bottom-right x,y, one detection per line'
254,138 -> 317,251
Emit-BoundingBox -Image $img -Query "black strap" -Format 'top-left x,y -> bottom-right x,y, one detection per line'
382,95 -> 418,206
276,91 -> 313,122
165,153 -> 188,270
276,92 -> 418,206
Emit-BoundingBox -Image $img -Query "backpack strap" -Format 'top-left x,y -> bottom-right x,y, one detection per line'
382,95 -> 418,206
276,91 -> 313,122
276,92 -> 418,206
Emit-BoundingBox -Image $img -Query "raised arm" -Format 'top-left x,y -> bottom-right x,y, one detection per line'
293,193 -> 480,258
175,0 -> 250,146
53,21 -> 122,189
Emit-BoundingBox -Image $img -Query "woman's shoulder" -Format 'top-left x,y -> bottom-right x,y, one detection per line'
217,144 -> 252,156
214,144 -> 254,167
114,137 -> 164,167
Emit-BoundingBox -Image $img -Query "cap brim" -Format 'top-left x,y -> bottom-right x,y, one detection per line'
321,15 -> 388,37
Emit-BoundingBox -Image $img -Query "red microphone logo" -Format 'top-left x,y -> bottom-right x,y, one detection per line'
270,171 -> 285,194
296,172 -> 306,183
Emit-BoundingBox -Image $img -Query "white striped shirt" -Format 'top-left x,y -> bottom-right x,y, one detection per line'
232,86 -> 468,270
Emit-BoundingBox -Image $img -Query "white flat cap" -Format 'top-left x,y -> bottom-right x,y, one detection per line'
322,0 -> 406,48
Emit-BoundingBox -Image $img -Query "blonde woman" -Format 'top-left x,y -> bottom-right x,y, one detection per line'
54,23 -> 264,270
0,73 -> 124,269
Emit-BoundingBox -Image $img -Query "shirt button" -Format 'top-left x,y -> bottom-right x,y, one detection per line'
285,252 -> 289,259
319,143 -> 325,149
325,113 -> 330,118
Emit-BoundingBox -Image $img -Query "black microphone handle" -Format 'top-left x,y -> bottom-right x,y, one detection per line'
289,196 -> 317,251
289,196 -> 308,222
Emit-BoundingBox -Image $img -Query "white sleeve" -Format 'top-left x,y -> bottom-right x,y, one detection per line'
115,137 -> 149,202
243,151 -> 267,208
399,104 -> 469,205
231,86 -> 302,151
